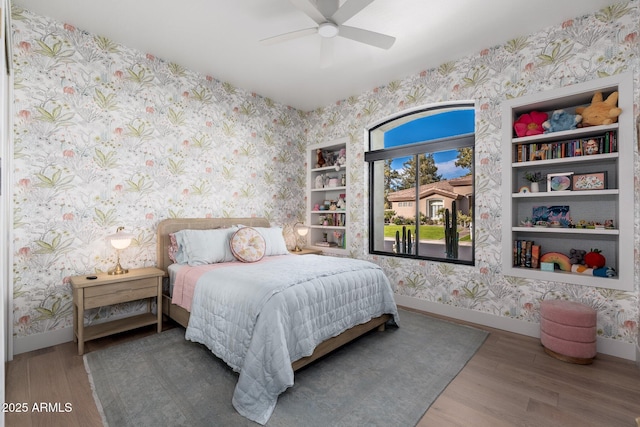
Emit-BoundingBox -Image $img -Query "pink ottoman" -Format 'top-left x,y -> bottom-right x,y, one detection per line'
540,300 -> 597,364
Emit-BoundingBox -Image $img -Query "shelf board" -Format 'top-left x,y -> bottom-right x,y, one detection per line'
512,226 -> 618,235
311,165 -> 346,173
505,266 -> 621,288
311,186 -> 345,192
82,313 -> 157,342
310,225 -> 346,230
512,189 -> 618,198
511,152 -> 618,168
511,123 -> 618,144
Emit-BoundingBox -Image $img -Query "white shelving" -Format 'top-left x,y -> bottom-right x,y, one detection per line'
306,137 -> 349,255
501,73 -> 633,290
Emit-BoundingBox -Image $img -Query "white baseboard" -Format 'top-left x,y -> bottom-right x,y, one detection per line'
12,309 -> 152,356
13,327 -> 73,355
13,298 -> 637,363
395,294 -> 636,362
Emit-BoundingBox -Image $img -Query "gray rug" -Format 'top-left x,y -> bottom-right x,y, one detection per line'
84,309 -> 488,426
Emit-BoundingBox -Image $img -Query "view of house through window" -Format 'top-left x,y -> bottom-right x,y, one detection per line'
365,103 -> 475,264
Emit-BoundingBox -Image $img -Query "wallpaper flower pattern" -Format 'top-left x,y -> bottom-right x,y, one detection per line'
11,7 -> 306,338
10,2 -> 640,351
301,1 -> 639,346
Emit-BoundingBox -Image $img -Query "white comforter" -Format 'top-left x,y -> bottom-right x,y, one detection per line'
184,254 -> 398,424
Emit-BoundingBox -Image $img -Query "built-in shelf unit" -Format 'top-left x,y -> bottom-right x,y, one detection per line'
306,137 -> 349,255
501,73 -> 633,291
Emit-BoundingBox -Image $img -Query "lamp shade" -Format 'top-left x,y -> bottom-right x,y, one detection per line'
106,227 -> 134,250
296,224 -> 309,237
106,227 -> 134,275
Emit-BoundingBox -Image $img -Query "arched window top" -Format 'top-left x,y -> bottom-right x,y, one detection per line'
384,109 -> 475,148
369,103 -> 474,152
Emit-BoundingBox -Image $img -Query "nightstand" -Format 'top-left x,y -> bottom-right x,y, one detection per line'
290,248 -> 323,255
71,267 -> 164,355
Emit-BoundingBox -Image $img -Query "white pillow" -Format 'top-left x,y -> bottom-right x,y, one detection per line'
253,227 -> 290,256
174,228 -> 237,266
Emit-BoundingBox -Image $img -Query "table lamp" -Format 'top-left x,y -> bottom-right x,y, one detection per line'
106,226 -> 134,275
293,222 -> 309,252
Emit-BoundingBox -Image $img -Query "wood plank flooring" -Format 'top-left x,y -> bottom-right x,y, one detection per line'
5,309 -> 640,427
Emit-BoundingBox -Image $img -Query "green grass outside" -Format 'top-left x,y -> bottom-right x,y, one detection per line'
384,224 -> 471,242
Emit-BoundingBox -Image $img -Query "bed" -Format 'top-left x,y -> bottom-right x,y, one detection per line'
156,217 -> 398,424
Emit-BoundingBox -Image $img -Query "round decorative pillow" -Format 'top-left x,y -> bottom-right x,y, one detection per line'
230,227 -> 266,263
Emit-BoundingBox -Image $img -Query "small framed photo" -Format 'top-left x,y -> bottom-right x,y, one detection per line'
547,172 -> 573,192
572,171 -> 607,191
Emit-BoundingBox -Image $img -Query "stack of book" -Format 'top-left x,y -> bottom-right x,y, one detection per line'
515,132 -> 616,162
513,240 -> 540,268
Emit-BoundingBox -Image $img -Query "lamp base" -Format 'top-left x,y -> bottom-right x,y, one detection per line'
108,263 -> 129,275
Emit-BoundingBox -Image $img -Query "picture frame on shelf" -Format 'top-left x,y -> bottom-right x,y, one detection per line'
532,205 -> 571,227
572,171 -> 607,191
547,172 -> 573,192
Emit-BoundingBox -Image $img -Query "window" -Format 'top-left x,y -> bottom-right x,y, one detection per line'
365,103 -> 475,265
429,200 -> 444,220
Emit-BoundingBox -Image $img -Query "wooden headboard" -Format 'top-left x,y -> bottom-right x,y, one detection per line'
156,217 -> 271,272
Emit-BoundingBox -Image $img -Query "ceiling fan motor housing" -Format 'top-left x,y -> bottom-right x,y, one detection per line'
318,22 -> 339,38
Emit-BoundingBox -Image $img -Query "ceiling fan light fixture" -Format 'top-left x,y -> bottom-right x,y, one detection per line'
318,22 -> 339,38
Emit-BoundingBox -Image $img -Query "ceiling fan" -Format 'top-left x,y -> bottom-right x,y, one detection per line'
260,0 -> 395,67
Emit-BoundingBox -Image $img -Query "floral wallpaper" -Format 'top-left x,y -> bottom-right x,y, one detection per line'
11,7 -> 306,340
302,2 -> 639,347
10,2 -> 640,352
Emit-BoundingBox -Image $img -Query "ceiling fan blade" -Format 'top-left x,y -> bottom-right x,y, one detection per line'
331,0 -> 375,25
320,38 -> 334,68
289,0 -> 327,24
317,0 -> 340,18
260,27 -> 318,45
338,25 -> 395,49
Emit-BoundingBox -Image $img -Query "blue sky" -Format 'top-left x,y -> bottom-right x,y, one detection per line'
391,150 -> 469,180
385,109 -> 473,180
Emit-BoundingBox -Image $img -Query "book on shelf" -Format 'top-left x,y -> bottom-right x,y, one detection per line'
514,131 -> 617,162
513,240 -> 540,268
531,244 -> 540,269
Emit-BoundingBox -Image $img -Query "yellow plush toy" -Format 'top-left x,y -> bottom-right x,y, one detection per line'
575,91 -> 622,126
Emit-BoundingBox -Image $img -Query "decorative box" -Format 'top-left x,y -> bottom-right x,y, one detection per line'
540,262 -> 555,272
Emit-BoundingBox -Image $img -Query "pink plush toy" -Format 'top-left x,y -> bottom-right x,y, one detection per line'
514,111 -> 548,137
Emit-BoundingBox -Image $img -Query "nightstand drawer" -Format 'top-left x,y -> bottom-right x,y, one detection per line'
84,278 -> 158,308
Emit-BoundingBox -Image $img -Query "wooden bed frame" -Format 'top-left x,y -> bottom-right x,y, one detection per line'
156,217 -> 391,371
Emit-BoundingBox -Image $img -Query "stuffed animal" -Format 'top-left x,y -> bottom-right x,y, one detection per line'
333,148 -> 346,171
575,91 -> 622,127
316,149 -> 325,168
542,109 -> 582,133
336,148 -> 346,166
568,248 -> 586,265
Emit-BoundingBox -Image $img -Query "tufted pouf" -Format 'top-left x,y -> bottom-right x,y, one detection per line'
540,299 -> 597,364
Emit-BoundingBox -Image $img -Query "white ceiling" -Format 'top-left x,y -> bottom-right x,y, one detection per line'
13,0 -> 616,111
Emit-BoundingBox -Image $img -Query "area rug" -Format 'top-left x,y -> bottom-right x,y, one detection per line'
84,309 -> 488,426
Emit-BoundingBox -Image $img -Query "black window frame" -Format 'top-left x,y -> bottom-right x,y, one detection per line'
365,103 -> 475,266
